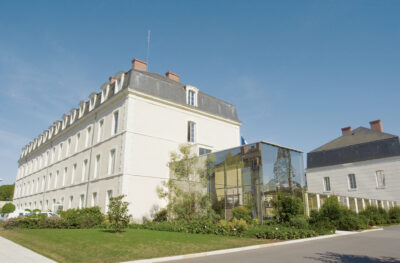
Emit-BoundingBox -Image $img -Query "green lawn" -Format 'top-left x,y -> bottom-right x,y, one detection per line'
0,229 -> 273,263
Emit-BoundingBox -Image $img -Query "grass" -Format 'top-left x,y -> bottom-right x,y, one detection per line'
0,228 -> 274,263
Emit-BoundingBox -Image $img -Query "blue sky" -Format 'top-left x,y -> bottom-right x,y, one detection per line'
1,1 -> 399,184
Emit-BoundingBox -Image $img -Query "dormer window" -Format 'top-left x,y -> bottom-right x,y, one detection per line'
89,93 -> 97,111
185,85 -> 198,107
101,83 -> 110,103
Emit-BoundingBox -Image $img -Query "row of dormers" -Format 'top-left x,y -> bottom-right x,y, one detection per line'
20,71 -> 126,161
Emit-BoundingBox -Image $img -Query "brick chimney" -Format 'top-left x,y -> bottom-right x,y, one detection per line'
132,58 -> 147,71
165,71 -> 179,82
370,120 -> 383,132
341,126 -> 352,135
109,76 -> 115,84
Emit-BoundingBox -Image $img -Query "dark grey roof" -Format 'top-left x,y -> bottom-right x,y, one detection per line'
311,127 -> 397,152
125,69 -> 240,122
307,127 -> 400,168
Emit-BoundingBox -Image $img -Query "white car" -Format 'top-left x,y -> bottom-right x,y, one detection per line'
5,210 -> 30,219
39,212 -> 59,218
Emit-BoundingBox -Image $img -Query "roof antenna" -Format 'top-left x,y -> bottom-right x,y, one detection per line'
146,29 -> 151,70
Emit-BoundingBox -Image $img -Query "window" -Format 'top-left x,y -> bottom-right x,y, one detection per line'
36,178 -> 40,193
86,126 -> 92,147
92,192 -> 98,207
94,154 -> 101,179
48,173 -> 52,190
42,176 -> 45,191
75,133 -> 80,153
199,148 -> 211,155
71,163 -> 77,184
31,180 -> 34,194
46,200 -> 49,211
69,196 -> 73,209
46,151 -> 49,166
55,170 -> 59,188
82,159 -> 88,182
79,194 -> 85,209
58,143 -> 63,161
113,111 -> 119,135
98,120 -> 104,142
63,167 -> 67,186
186,86 -> 198,106
187,121 -> 196,143
105,190 -> 113,213
323,177 -> 331,192
67,138 -> 71,156
109,149 -> 116,175
188,90 -> 195,106
376,170 -> 385,188
52,147 -> 56,163
348,174 -> 357,189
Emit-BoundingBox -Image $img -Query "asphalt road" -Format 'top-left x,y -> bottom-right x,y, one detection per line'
169,225 -> 400,263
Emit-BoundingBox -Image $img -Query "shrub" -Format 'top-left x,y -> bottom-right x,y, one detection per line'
359,206 -> 389,225
272,193 -> 303,222
1,203 -> 15,213
107,195 -> 131,232
389,206 -> 400,221
288,216 -> 309,229
232,206 -> 252,223
319,196 -> 343,223
60,207 -> 104,228
153,209 -> 168,222
242,225 -> 318,240
2,215 -> 69,229
337,209 -> 368,231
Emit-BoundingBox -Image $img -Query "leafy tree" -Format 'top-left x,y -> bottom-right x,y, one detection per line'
157,144 -> 215,222
107,195 -> 131,232
0,184 -> 14,201
1,202 -> 16,213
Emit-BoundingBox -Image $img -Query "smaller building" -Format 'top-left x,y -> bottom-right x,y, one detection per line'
204,141 -> 306,223
307,120 -> 400,208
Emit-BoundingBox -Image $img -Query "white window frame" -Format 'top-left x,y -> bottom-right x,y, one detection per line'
85,126 -> 92,148
375,170 -> 386,188
105,190 -> 113,213
98,119 -> 104,142
92,192 -> 98,207
63,167 -> 67,187
323,176 -> 331,192
82,159 -> 88,182
187,121 -> 196,143
348,173 -> 357,190
71,163 -> 77,185
112,111 -> 119,135
79,194 -> 85,209
185,85 -> 198,107
58,143 -> 63,161
94,154 -> 101,179
75,133 -> 80,153
109,149 -> 116,175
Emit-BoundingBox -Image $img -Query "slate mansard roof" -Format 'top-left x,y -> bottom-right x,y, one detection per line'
19,66 -> 240,161
307,127 -> 400,169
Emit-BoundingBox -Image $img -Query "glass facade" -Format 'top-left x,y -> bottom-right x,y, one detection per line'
205,142 -> 306,223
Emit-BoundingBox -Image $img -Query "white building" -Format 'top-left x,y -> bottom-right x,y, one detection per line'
307,120 -> 400,209
13,58 -> 242,221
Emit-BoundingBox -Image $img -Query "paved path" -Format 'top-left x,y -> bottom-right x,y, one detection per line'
0,236 -> 56,263
168,225 -> 400,263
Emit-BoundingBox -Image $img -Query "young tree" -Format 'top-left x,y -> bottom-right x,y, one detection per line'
157,144 -> 215,222
1,202 -> 16,213
107,195 -> 131,232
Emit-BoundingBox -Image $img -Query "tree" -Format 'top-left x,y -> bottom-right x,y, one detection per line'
107,195 -> 131,232
1,202 -> 15,213
157,144 -> 215,222
0,184 -> 14,201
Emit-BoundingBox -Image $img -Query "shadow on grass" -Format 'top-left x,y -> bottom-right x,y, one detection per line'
306,252 -> 399,263
99,229 -> 127,234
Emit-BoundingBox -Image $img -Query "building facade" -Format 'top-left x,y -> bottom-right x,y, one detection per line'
13,59 -> 241,221
307,120 -> 400,208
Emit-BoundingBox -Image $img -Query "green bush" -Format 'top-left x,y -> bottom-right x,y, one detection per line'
1,203 -> 15,213
389,206 -> 400,221
2,215 -> 69,229
319,196 -> 344,223
232,206 -> 252,223
153,209 -> 168,222
359,206 -> 389,225
60,207 -> 104,228
308,210 -> 336,234
337,209 -> 368,231
272,193 -> 303,222
288,216 -> 309,229
242,225 -> 318,240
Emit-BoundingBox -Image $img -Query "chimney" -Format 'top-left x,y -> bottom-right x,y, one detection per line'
109,76 -> 115,84
165,71 -> 180,82
132,58 -> 147,71
370,120 -> 383,132
341,126 -> 352,135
